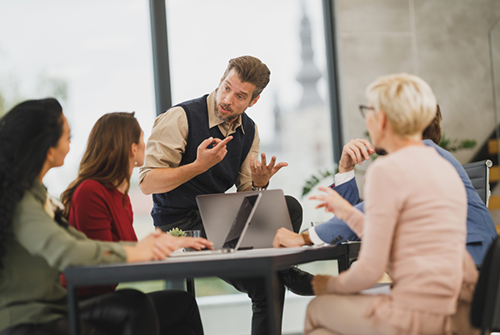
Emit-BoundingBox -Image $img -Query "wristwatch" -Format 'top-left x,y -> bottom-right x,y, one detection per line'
252,181 -> 269,191
301,230 -> 313,246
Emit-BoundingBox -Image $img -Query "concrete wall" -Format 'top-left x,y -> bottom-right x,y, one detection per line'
334,0 -> 500,194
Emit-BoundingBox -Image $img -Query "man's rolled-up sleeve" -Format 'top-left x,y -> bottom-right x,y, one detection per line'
236,124 -> 260,192
139,107 -> 189,184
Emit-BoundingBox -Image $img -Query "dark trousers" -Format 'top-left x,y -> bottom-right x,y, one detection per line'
157,195 -> 303,335
1,289 -> 204,335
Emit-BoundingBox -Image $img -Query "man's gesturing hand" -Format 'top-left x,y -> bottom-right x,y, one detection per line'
338,139 -> 375,173
195,136 -> 233,172
250,153 -> 288,188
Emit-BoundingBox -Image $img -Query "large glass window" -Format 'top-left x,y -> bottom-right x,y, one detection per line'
163,2 -> 339,333
165,0 -> 336,228
0,0 -> 156,239
1,2 -> 339,333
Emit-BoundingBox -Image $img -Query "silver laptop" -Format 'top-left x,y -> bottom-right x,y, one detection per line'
170,193 -> 262,257
196,189 -> 293,249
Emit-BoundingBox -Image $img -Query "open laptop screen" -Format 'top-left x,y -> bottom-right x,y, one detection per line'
197,190 -> 292,249
223,194 -> 260,250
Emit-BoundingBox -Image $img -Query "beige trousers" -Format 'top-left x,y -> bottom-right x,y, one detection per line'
304,294 -> 401,335
304,294 -> 480,335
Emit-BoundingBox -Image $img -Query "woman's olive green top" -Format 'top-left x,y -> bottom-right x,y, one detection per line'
0,180 -> 128,332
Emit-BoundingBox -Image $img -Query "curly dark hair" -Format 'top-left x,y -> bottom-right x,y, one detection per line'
0,98 -> 63,273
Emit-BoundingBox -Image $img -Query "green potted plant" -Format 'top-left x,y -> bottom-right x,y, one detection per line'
166,227 -> 187,237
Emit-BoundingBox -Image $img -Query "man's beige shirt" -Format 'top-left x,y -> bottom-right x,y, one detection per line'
139,90 -> 259,192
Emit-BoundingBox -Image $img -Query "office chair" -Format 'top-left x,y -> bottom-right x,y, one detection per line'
463,160 -> 493,207
471,236 -> 500,335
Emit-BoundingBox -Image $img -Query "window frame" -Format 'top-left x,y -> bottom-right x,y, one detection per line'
148,0 -> 343,164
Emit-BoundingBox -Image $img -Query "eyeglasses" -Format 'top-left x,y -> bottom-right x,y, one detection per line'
359,105 -> 375,119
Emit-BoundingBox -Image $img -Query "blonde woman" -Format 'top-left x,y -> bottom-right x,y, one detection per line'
306,74 -> 478,335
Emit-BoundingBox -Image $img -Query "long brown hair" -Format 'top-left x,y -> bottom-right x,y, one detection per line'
61,112 -> 141,217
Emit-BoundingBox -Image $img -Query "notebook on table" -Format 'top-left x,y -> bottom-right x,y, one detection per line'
169,193 -> 262,257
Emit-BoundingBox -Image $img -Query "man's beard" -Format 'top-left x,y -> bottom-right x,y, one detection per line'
214,98 -> 239,123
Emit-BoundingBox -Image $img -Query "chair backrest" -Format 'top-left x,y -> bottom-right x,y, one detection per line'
463,160 -> 493,207
471,235 -> 500,334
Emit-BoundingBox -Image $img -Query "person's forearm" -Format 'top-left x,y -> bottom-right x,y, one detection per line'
139,163 -> 206,195
338,163 -> 354,174
123,244 -> 152,263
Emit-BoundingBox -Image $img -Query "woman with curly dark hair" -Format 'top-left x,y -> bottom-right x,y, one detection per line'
0,98 -> 212,335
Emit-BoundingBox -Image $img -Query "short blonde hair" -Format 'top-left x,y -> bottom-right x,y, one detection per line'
365,73 -> 437,138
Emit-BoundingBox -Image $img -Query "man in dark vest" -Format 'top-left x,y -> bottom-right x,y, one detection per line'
139,55 -> 312,335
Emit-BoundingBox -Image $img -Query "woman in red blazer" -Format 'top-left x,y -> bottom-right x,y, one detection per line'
62,112 -> 206,335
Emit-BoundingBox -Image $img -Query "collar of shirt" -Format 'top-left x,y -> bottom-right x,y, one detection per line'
207,90 -> 246,137
30,179 -> 54,219
31,179 -> 64,219
32,179 -> 48,205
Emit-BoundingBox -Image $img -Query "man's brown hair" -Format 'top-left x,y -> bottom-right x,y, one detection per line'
222,56 -> 271,100
422,104 -> 442,145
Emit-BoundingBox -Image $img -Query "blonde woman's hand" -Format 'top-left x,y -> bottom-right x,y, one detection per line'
311,275 -> 333,295
309,186 -> 353,221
